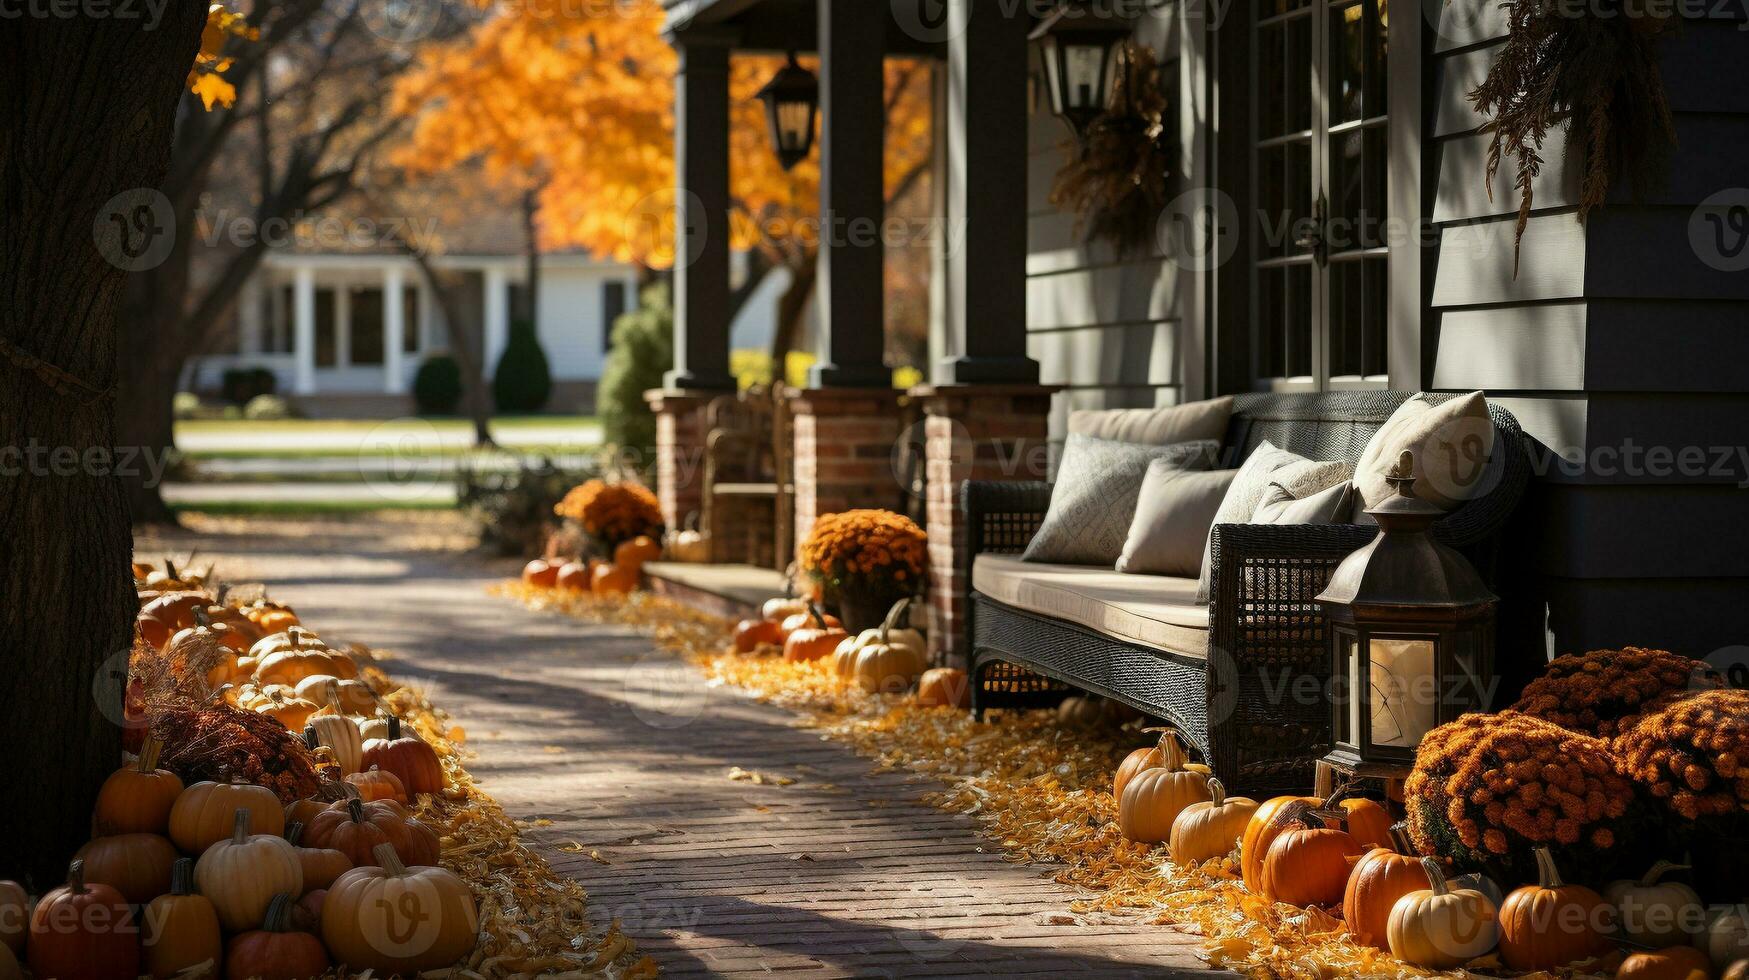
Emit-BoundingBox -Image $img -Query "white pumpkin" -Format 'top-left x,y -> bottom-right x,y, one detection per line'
305,714 -> 364,775
1387,857 -> 1500,969
1605,861 -> 1704,947
1707,905 -> 1749,971
762,597 -> 808,622
194,808 -> 304,931
295,674 -> 340,707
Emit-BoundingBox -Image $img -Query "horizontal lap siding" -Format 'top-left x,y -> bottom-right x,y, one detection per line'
1427,1 -> 1749,655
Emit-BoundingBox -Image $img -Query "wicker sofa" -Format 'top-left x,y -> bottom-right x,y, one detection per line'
961,391 -> 1530,794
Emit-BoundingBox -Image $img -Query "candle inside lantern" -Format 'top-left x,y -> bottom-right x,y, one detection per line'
1368,637 -> 1437,748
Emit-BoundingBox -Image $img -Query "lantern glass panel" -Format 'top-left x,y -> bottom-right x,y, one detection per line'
1335,631 -> 1358,748
1368,636 -> 1436,749
776,100 -> 811,152
1063,43 -> 1110,111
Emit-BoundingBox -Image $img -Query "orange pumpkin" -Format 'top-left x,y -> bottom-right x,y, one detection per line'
345,765 -> 409,805
1260,811 -> 1364,908
555,561 -> 591,593
522,559 -> 560,588
169,779 -> 286,855
1343,824 -> 1432,950
615,535 -> 663,568
781,609 -> 841,637
591,561 -> 640,596
74,832 -> 177,904
1618,947 -> 1714,980
225,893 -> 331,980
144,858 -> 221,980
1326,791 -> 1393,852
1114,728 -> 1214,803
285,795 -> 329,830
915,667 -> 971,709
1498,846 -> 1615,971
137,591 -> 213,649
0,880 -> 23,956
93,735 -> 183,836
783,612 -> 849,663
733,618 -> 786,653
1240,795 -> 1321,893
321,844 -> 478,974
28,860 -> 141,980
286,824 -> 352,894
1116,733 -> 1211,843
301,799 -> 393,868
361,716 -> 445,798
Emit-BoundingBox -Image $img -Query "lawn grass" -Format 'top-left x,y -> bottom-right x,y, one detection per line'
175,415 -> 598,434
170,499 -> 458,516
180,444 -> 601,461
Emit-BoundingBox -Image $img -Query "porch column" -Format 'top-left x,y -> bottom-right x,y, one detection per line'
648,35 -> 735,538
665,37 -> 734,391
334,285 -> 352,369
808,0 -> 888,389
787,388 -> 903,557
383,265 -> 407,395
937,0 -> 1038,384
916,384 -> 1057,665
293,265 -> 316,395
483,266 -> 510,379
238,274 -> 263,356
418,278 -> 437,350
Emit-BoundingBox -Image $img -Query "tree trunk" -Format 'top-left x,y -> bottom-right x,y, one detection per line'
400,245 -> 495,447
769,256 -> 818,375
0,3 -> 208,889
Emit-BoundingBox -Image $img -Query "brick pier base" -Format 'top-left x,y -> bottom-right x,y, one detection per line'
915,384 -> 1057,666
787,388 -> 905,556
645,390 -> 723,534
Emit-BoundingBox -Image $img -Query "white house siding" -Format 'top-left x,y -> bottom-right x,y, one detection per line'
1022,4 -> 1207,439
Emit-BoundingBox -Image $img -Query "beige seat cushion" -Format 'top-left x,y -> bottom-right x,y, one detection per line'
973,554 -> 1209,659
1069,396 -> 1234,447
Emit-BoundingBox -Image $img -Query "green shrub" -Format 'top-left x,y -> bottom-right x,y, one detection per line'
414,354 -> 464,415
492,319 -> 553,413
597,283 -> 672,464
173,392 -> 203,420
243,394 -> 295,420
221,367 -> 277,405
455,454 -> 598,556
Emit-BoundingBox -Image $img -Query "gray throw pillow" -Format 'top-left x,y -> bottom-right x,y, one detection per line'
1117,465 -> 1239,577
1195,442 -> 1352,603
1023,434 -> 1218,567
1069,396 -> 1235,447
1253,479 -> 1355,526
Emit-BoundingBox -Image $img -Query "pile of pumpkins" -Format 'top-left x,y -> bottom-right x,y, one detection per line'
1108,729 -> 1749,980
1,739 -> 477,980
730,595 -> 971,709
522,534 -> 663,598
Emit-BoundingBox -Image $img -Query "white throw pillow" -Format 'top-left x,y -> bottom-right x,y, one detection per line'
1117,465 -> 1239,577
1351,392 -> 1495,519
1069,396 -> 1234,447
1253,479 -> 1355,526
1196,442 -> 1352,603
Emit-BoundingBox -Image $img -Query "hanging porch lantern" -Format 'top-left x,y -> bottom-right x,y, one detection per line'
1029,3 -> 1134,140
1317,450 -> 1499,778
756,53 -> 819,171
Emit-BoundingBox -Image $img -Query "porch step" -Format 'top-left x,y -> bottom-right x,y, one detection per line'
643,561 -> 787,621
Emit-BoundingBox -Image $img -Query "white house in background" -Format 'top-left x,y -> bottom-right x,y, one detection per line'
190,248 -> 789,418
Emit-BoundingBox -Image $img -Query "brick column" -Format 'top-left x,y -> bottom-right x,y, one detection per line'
915,384 -> 1057,666
787,388 -> 905,553
645,390 -> 722,533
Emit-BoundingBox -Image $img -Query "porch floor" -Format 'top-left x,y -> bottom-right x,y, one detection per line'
136,516 -> 1225,978
644,560 -> 789,621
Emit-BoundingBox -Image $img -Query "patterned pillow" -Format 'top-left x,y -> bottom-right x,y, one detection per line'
1195,442 -> 1352,603
1023,434 -> 1219,567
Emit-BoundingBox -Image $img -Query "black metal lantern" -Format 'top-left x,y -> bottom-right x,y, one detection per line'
1316,450 -> 1499,778
1029,4 -> 1133,139
756,53 -> 818,171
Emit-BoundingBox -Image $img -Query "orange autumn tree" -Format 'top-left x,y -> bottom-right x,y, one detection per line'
393,0 -> 934,359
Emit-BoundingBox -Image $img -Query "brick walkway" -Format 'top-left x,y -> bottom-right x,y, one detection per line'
138,517 -> 1225,978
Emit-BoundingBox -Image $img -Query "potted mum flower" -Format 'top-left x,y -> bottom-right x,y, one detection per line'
797,509 -> 926,633
553,479 -> 665,557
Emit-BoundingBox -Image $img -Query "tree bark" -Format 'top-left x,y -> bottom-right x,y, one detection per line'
400,244 -> 495,447
0,2 -> 208,889
769,256 -> 818,373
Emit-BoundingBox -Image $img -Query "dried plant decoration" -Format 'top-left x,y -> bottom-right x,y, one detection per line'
1469,0 -> 1677,271
1049,43 -> 1174,257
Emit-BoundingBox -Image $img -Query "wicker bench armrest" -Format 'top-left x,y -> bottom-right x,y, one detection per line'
961,481 -> 1052,557
1207,522 -> 1377,621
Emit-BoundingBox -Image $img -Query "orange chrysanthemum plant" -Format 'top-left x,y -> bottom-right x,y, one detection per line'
798,510 -> 927,632
1405,711 -> 1644,886
554,479 -> 664,551
1511,647 -> 1721,738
